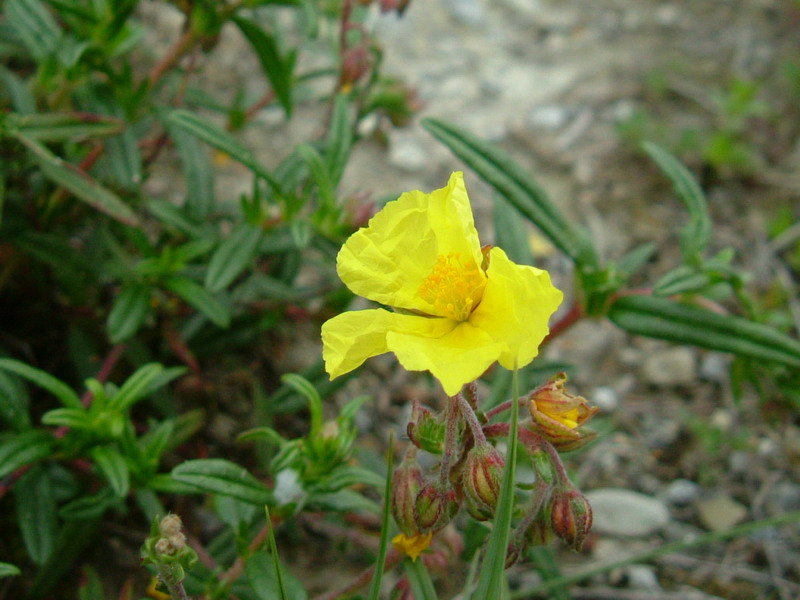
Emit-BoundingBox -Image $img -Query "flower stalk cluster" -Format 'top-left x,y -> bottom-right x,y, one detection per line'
141,514 -> 198,600
390,372 -> 597,565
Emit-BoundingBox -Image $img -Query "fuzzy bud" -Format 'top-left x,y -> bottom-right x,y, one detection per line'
407,406 -> 444,454
550,487 -> 592,551
340,46 -> 370,89
391,455 -> 425,536
462,444 -> 504,519
414,482 -> 459,534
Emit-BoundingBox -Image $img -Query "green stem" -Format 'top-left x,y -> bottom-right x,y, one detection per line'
158,564 -> 190,600
512,509 -> 800,598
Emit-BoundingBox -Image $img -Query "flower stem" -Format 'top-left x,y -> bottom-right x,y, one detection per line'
456,392 -> 486,445
438,395 -> 461,486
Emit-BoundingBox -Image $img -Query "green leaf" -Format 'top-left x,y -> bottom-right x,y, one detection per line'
91,445 -> 131,497
405,557 -> 438,600
325,94 -> 353,186
171,459 -> 274,505
9,112 -> 124,141
107,284 -> 151,343
0,66 -> 35,114
422,117 -> 597,267
653,265 -> 712,297
102,123 -> 141,191
166,110 -> 282,194
0,430 -> 54,478
205,223 -> 265,293
280,374 -> 322,436
367,434 -> 394,600
107,362 -> 164,412
78,566 -> 104,600
296,143 -> 335,213
0,563 -> 21,579
16,135 -> 140,227
165,276 -> 231,328
615,242 -> 657,279
320,465 -> 385,492
493,194 -> 534,266
609,295 -> 800,367
0,370 -> 31,430
58,489 -> 117,521
40,407 -> 92,430
643,142 -> 712,259
233,16 -> 295,117
15,466 -> 58,565
168,118 -> 215,217
145,197 -> 206,238
4,0 -> 60,62
245,549 -> 307,600
474,367 -> 520,599
0,358 -> 80,408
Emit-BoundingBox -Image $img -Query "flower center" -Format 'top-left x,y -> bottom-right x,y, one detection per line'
418,253 -> 484,321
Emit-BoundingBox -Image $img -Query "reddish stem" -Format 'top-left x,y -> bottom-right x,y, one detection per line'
148,28 -> 197,89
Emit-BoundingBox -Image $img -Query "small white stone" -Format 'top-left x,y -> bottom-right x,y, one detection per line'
592,386 -> 619,412
641,347 -> 696,386
586,488 -> 670,537
664,479 -> 700,506
626,565 -> 661,591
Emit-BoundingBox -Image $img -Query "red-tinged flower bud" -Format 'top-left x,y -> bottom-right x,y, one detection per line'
528,373 -> 598,450
407,407 -> 444,454
505,538 -> 526,568
391,453 -> 425,537
462,444 -> 504,518
550,487 -> 592,551
414,482 -> 459,534
340,46 -> 370,89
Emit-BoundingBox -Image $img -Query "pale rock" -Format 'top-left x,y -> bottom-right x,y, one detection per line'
586,488 -> 670,537
663,479 -> 700,506
592,386 -> 619,412
641,347 -> 696,386
696,493 -> 748,532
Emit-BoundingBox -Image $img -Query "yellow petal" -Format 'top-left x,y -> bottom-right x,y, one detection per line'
392,532 -> 433,562
336,172 -> 483,313
322,309 -> 455,379
469,247 -> 563,370
387,321 -> 503,396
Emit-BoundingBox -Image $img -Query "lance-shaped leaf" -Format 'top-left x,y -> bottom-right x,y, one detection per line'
609,295 -> 800,367
107,284 -> 151,343
0,358 -> 80,408
4,0 -> 60,62
91,445 -> 131,497
0,430 -> 54,478
643,142 -> 712,260
14,467 -> 57,565
165,276 -> 231,328
9,112 -> 124,141
205,223 -> 264,293
325,93 -> 353,186
422,117 -> 598,268
172,459 -> 274,505
17,135 -> 140,226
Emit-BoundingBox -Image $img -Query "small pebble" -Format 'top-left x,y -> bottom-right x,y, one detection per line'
586,488 -> 670,537
664,479 -> 700,506
592,386 -> 619,412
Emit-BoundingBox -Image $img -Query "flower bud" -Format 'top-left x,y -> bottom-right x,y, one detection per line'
391,454 -> 425,536
462,444 -> 504,519
528,373 -> 598,450
550,487 -> 592,551
340,46 -> 370,90
414,482 -> 459,533
407,407 -> 444,454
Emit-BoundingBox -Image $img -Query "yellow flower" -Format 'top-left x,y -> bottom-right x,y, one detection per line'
322,172 -> 563,396
392,532 -> 433,562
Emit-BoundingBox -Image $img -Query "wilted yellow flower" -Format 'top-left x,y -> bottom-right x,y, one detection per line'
528,373 -> 598,450
392,532 -> 433,562
322,172 -> 563,396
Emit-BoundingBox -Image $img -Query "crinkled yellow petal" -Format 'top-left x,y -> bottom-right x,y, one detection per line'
322,309 -> 455,379
387,321 -> 504,396
336,172 -> 483,313
469,247 -> 563,370
392,532 -> 433,562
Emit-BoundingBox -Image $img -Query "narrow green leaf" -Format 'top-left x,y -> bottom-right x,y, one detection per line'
165,276 -> 231,328
404,557 -> 438,600
10,112 -> 124,141
296,143 -> 335,213
107,284 -> 151,343
642,142 -> 712,258
0,563 -> 21,579
17,135 -> 140,226
168,119 -> 215,217
4,0 -> 60,62
107,362 -> 163,412
58,489 -> 117,521
422,118 -> 597,267
325,94 -> 352,186
280,374 -> 323,436
0,357 -> 80,408
102,124 -> 141,191
615,242 -> 657,279
171,459 -> 274,505
493,194 -> 534,266
246,549 -> 307,600
78,565 -> 104,600
15,466 -> 58,565
138,419 -> 175,464
653,265 -> 712,297
321,465 -> 385,491
474,367 -> 520,599
41,407 -> 92,429
0,430 -> 54,478
205,223 -> 264,293
91,446 -> 130,497
609,295 -> 800,367
0,67 -> 34,114
265,506 -> 288,600
233,16 -> 294,117
145,197 -> 206,238
0,370 -> 31,430
166,110 -> 282,194
367,433 -> 394,600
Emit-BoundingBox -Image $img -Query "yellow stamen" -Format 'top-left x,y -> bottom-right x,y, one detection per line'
392,532 -> 433,562
418,253 -> 484,321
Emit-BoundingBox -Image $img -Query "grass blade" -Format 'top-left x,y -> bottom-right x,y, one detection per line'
367,432 -> 395,600
265,505 -> 288,600
473,367 -> 520,599
404,555 -> 438,600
